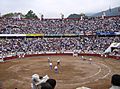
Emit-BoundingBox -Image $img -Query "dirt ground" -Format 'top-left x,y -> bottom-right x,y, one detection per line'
0,55 -> 120,89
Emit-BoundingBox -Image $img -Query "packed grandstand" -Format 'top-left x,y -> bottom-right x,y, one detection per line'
0,16 -> 120,34
0,16 -> 120,58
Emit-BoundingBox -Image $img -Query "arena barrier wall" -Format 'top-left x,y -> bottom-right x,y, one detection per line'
2,52 -> 120,61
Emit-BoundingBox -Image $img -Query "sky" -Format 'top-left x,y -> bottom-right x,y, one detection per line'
0,0 -> 120,18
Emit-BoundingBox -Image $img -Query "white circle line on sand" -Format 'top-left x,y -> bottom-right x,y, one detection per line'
78,62 -> 102,85
100,63 -> 111,79
71,62 -> 111,86
81,63 -> 101,80
93,63 -> 111,82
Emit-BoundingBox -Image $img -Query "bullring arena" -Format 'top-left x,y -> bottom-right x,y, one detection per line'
0,53 -> 120,89
0,15 -> 120,89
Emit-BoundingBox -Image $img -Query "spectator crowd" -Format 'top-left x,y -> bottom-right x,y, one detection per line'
0,16 -> 120,57
0,36 -> 120,57
0,16 -> 120,34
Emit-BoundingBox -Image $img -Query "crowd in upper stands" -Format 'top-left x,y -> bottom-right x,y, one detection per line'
0,16 -> 120,34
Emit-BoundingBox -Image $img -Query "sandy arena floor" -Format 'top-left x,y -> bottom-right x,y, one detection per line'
0,55 -> 120,89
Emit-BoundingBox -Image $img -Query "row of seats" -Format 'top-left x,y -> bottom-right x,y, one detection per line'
0,16 -> 120,34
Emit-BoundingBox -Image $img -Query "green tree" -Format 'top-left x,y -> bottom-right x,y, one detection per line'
25,10 -> 38,19
67,13 -> 88,19
2,12 -> 25,18
67,14 -> 80,19
2,13 -> 14,18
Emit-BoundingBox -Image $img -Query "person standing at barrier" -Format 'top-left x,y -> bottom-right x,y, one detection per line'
88,58 -> 92,64
80,56 -> 86,61
80,56 -> 84,60
22,53 -> 25,57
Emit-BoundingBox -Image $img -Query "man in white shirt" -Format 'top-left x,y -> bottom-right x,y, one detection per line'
31,74 -> 49,89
